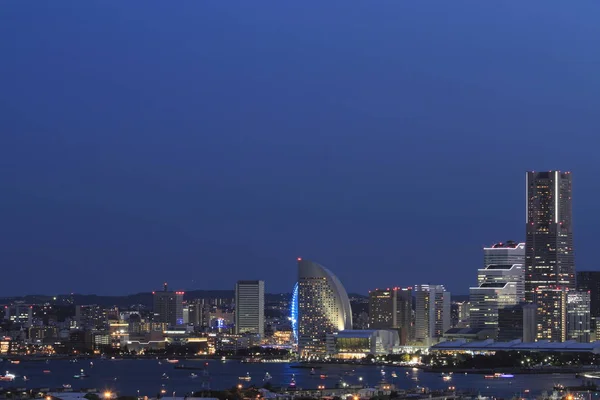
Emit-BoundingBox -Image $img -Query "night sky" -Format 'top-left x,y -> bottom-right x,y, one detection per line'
2,1 -> 600,296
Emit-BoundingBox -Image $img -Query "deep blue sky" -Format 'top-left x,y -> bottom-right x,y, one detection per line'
2,1 -> 600,297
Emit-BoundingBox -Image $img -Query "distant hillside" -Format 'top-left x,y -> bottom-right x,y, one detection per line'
0,290 -> 292,308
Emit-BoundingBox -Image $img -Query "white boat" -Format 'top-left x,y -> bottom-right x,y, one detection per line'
238,372 -> 251,381
162,373 -> 169,380
190,373 -> 198,379
63,384 -> 72,389
0,372 -> 15,382
264,372 -> 272,382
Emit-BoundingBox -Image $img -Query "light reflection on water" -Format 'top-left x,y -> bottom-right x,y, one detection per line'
0,359 -> 586,397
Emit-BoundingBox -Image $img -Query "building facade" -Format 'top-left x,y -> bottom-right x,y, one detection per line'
368,287 -> 412,345
525,171 -> 574,341
567,291 -> 591,343
469,241 -> 525,335
234,280 -> 265,337
297,258 -> 352,359
414,284 -> 450,346
577,271 -> 600,333
153,283 -> 184,327
536,288 -> 567,342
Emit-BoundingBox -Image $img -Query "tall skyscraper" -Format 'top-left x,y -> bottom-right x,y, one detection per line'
470,241 -> 525,334
526,171 -> 574,341
153,282 -> 184,327
369,289 -> 395,329
525,171 -> 574,299
368,287 -> 413,345
235,280 -> 265,337
567,291 -> 591,343
536,288 -> 567,342
297,258 -> 352,359
481,241 -> 525,302
414,284 -> 450,346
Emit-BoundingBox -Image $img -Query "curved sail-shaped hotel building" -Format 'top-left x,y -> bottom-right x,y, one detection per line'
297,258 -> 352,358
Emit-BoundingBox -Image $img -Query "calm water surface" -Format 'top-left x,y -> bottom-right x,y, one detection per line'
0,359 -> 586,397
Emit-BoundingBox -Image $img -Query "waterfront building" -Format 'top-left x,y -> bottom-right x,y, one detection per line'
536,288 -> 567,342
525,171 -> 574,341
234,280 -> 265,337
497,304 -> 523,341
152,282 -> 184,327
577,271 -> 600,333
297,258 -> 352,359
480,241 -> 525,300
414,284 -> 450,346
328,329 -> 400,359
368,287 -> 413,344
469,242 -> 525,336
469,282 -> 519,334
567,291 -> 591,343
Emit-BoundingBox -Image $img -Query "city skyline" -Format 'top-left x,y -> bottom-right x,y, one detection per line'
3,2 -> 600,296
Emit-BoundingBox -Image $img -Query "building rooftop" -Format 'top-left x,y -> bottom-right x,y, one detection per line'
487,241 -> 523,249
431,339 -> 600,353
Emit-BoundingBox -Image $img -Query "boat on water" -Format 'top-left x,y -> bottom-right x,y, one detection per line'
320,374 -> 327,379
43,370 -> 51,374
484,372 -> 514,379
238,372 -> 251,381
288,374 -> 297,389
310,368 -> 316,375
264,372 -> 272,382
166,359 -> 179,364
10,360 -> 20,365
221,356 -> 226,362
23,376 -> 29,381
90,362 -> 94,367
391,371 -> 398,378
63,384 -> 72,389
190,373 -> 198,379
46,359 -> 50,364
73,369 -> 89,379
0,372 -> 15,382
161,373 -> 169,380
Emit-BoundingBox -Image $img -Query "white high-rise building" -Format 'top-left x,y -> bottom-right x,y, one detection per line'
567,291 -> 591,343
481,241 -> 525,302
470,241 -> 525,333
414,284 -> 450,346
235,280 -> 265,337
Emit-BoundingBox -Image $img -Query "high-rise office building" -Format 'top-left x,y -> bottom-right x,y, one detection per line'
469,241 -> 525,334
577,271 -> 600,318
368,287 -> 412,345
369,289 -> 395,329
414,285 -> 450,346
469,282 -> 519,332
567,291 -> 591,343
235,280 -> 265,337
481,241 -> 525,301
297,258 -> 352,359
153,283 -> 184,327
536,288 -> 567,342
526,171 -> 574,341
